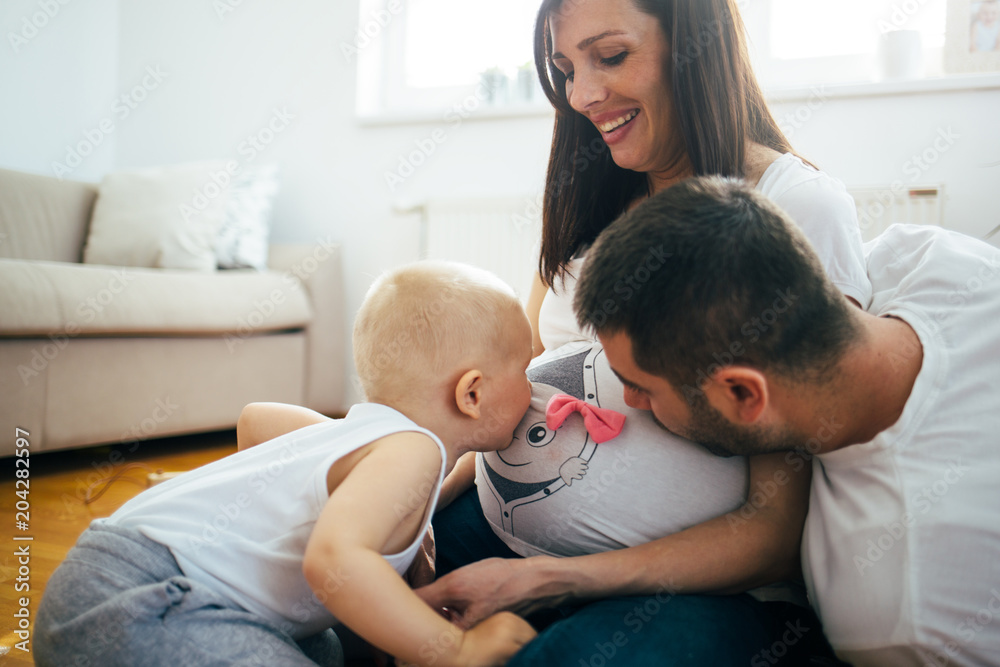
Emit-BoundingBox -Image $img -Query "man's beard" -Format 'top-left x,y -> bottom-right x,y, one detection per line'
680,392 -> 804,458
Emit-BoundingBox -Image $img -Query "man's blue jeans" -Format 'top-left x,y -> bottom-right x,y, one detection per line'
434,488 -> 829,667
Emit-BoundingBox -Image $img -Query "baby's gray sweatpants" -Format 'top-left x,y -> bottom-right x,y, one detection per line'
35,521 -> 343,667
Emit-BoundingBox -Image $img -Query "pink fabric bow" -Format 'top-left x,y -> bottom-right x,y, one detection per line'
545,394 -> 626,444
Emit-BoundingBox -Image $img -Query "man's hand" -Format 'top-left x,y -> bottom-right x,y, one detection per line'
415,557 -> 562,629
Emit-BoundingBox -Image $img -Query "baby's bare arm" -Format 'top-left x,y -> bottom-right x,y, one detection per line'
304,433 -> 534,666
236,402 -> 332,451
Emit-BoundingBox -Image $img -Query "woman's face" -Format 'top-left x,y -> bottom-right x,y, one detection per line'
549,0 -> 678,175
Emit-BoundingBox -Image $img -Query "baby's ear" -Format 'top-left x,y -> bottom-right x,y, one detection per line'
454,369 -> 483,419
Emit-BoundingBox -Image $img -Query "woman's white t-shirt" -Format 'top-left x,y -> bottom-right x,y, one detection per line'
538,153 -> 872,351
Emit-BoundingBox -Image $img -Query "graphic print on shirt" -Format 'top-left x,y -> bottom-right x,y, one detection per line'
479,346 -> 606,534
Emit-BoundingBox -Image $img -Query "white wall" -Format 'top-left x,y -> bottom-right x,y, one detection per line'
2,0 -> 998,406
771,88 -> 1000,241
0,0 -> 120,181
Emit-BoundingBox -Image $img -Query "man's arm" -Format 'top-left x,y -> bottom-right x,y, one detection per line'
417,451 -> 811,627
304,433 -> 535,666
236,402 -> 332,451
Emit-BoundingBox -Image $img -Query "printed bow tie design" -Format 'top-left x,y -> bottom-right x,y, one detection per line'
545,394 -> 626,443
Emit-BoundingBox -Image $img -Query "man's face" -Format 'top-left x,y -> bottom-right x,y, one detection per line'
599,330 -> 801,456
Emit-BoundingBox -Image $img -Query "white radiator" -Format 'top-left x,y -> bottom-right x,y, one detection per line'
848,184 -> 944,243
401,195 -> 543,301
401,186 -> 945,295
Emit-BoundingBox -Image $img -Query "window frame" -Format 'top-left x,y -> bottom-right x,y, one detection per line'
355,0 -> 992,121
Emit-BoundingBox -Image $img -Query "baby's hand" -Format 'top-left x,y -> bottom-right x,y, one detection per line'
457,612 -> 536,666
559,457 -> 588,485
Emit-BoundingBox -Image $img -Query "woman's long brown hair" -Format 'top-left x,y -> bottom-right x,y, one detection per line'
534,0 -> 799,287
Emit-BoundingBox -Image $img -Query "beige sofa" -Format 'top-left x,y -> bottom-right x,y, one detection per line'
0,167 -> 345,456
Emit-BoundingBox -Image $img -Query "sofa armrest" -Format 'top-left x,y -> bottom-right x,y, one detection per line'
268,240 -> 345,415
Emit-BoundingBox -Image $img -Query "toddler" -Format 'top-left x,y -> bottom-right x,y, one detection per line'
36,261 -> 537,667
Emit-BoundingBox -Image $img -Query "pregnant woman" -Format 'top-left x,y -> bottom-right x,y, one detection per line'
420,0 -> 871,664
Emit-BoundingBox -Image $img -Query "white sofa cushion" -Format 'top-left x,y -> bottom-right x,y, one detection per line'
83,162 -> 232,271
0,167 -> 97,263
0,259 -> 311,336
216,164 -> 278,270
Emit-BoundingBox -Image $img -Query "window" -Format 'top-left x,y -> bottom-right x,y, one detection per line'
746,0 -> 949,88
357,0 -> 953,118
356,0 -> 544,118
404,0 -> 538,88
770,0 -> 946,59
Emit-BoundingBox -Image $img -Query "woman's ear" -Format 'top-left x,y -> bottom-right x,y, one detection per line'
454,370 -> 484,419
702,366 -> 769,425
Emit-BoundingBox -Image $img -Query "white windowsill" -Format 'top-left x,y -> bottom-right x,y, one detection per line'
357,73 -> 1000,126
765,72 -> 1000,103
356,102 -> 554,128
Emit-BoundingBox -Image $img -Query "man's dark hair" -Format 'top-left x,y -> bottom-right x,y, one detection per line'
574,176 -> 860,395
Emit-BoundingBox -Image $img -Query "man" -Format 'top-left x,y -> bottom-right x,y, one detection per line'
574,175 -> 1000,666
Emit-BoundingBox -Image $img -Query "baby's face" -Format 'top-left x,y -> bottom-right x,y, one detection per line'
477,311 -> 534,451
495,382 -> 583,469
980,2 -> 1000,25
486,365 -> 532,451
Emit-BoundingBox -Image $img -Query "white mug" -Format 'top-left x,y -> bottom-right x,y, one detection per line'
878,30 -> 924,81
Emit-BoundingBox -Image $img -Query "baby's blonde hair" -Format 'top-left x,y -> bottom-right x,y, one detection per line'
353,261 -> 523,403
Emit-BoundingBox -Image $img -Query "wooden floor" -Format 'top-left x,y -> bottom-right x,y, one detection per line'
0,430 -> 237,665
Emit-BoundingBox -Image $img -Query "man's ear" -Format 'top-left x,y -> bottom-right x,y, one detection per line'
702,366 -> 769,425
454,370 -> 484,420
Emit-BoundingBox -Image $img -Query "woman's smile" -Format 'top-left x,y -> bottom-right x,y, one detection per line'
550,0 -> 677,175
596,108 -> 641,144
